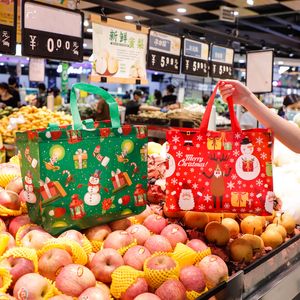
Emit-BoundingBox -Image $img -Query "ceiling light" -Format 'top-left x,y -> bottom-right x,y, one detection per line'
247,0 -> 254,5
173,18 -> 180,22
125,15 -> 134,20
233,11 -> 239,16
277,61 -> 284,65
84,19 -> 89,27
200,36 -> 206,40
289,53 -> 294,57
87,28 -> 93,33
21,64 -> 24,67
177,7 -> 186,13
0,63 -> 4,66
239,59 -> 245,63
83,43 -> 87,48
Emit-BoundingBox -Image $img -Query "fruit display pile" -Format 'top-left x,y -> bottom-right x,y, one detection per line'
0,107 -> 72,145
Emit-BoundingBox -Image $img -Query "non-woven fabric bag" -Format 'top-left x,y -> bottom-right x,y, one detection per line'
16,83 -> 148,235
165,82 -> 274,215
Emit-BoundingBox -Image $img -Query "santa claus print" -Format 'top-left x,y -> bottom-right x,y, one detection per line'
84,170 -> 101,206
178,183 -> 195,210
23,171 -> 37,203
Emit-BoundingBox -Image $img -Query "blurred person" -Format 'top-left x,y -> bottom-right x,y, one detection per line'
0,82 -> 18,108
202,94 -> 209,106
48,87 -> 63,108
125,89 -> 143,116
154,90 -> 162,106
8,76 -> 21,106
123,91 -> 130,100
37,83 -> 47,107
277,94 -> 300,120
95,97 -> 110,121
162,84 -> 177,105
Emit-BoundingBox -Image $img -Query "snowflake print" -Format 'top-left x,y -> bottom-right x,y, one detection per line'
256,179 -> 263,186
209,168 -> 213,172
241,208 -> 246,212
255,207 -> 261,212
204,194 -> 212,202
234,141 -> 240,147
249,209 -> 253,213
176,151 -> 183,158
172,135 -> 180,144
206,132 -> 211,137
224,203 -> 230,209
184,172 -> 188,176
227,181 -> 235,190
225,194 -> 229,198
256,137 -> 263,145
250,184 -> 254,188
232,208 -> 237,212
198,178 -> 202,182
197,135 -> 203,141
233,149 -> 240,157
192,183 -> 198,189
237,180 -> 242,185
261,173 -> 266,178
187,179 -> 192,184
170,204 -> 176,210
173,145 -> 178,150
176,172 -> 180,177
257,147 -> 261,152
230,158 -> 235,163
199,204 -> 206,211
260,153 -> 267,160
231,174 -> 237,180
196,143 -> 201,148
205,181 -> 210,187
250,192 -> 254,197
209,205 -> 213,209
217,152 -> 221,156
243,184 -> 246,188
187,147 -> 190,151
235,132 -> 241,139
171,178 -> 178,185
191,168 -> 195,173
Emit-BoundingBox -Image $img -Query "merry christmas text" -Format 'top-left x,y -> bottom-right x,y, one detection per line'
178,155 -> 207,167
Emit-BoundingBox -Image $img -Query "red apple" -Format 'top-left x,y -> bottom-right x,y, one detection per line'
186,239 -> 208,252
144,235 -> 172,254
96,282 -> 111,297
179,266 -> 206,292
109,219 -> 131,231
143,214 -> 167,234
15,224 -> 44,242
85,225 -> 111,242
134,293 -> 161,300
0,190 -> 20,210
146,254 -> 176,271
123,246 -> 151,270
78,287 -> 110,300
126,224 -> 151,245
135,205 -> 153,223
1,232 -> 16,250
160,224 -> 187,248
21,230 -> 53,250
55,264 -> 96,297
103,230 -> 134,250
0,217 -> 6,232
149,204 -> 163,216
90,248 -> 124,283
8,215 -> 31,237
120,278 -> 148,300
1,256 -> 35,286
14,273 -> 52,300
38,248 -> 73,281
155,279 -> 186,300
59,230 -> 84,245
49,296 -> 73,300
6,177 -> 23,195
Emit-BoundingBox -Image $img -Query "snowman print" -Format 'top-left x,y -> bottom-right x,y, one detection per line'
178,183 -> 195,210
23,171 -> 37,203
235,137 -> 260,180
84,170 -> 101,206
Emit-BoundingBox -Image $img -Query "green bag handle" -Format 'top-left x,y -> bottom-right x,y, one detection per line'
70,83 -> 121,130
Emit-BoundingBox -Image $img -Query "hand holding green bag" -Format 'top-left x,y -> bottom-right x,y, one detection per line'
16,83 -> 148,235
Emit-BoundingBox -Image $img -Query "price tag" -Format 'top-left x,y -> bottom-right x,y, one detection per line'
22,0 -> 83,61
147,30 -> 181,74
29,58 -> 45,82
210,44 -> 234,79
182,38 -> 209,77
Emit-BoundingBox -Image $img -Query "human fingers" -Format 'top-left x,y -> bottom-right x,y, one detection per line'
220,88 -> 235,101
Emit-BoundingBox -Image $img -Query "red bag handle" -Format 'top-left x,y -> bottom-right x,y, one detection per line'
200,82 -> 241,133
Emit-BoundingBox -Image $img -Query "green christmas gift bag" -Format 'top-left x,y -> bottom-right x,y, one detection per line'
16,83 -> 148,235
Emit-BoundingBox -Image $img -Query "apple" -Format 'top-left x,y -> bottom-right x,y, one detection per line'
241,234 -> 264,252
6,177 -> 23,194
103,230 -> 134,250
266,223 -> 287,240
143,214 -> 167,234
261,229 -> 283,249
240,216 -> 263,236
160,224 -> 187,248
38,248 -> 73,281
183,212 -> 209,230
134,293 -> 161,300
179,266 -> 206,292
13,273 -> 52,300
0,190 -> 20,210
126,224 -> 151,245
90,248 -> 124,283
229,238 -> 253,263
85,225 -> 111,242
123,246 -> 151,270
0,217 -> 6,232
16,224 -> 44,242
21,230 -> 53,250
221,218 -> 240,238
186,239 -> 208,252
49,296 -> 73,300
2,232 -> 16,249
155,279 -> 186,300
109,219 -> 131,231
55,264 -> 96,297
120,277 -> 148,300
8,215 -> 31,237
59,230 -> 84,245
145,254 -> 176,271
144,235 -> 172,254
78,287 -> 110,300
196,255 -> 228,289
135,205 -> 153,223
273,213 -> 296,235
1,256 -> 35,286
204,222 -> 230,246
96,282 -> 111,297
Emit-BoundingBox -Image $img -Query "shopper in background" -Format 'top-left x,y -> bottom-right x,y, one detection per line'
162,84 -> 177,105
0,82 -> 18,108
219,80 -> 300,153
154,90 -> 162,107
123,91 -> 130,100
50,87 -> 63,108
277,94 -> 300,120
8,76 -> 21,107
202,94 -> 209,106
37,83 -> 47,106
95,96 -> 110,121
125,89 -> 143,116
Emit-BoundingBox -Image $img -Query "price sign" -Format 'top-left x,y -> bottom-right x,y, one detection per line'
0,0 -> 17,55
209,44 -> 234,79
147,30 -> 181,74
22,0 -> 83,61
182,38 -> 209,77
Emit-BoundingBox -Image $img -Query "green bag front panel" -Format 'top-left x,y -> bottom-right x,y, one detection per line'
17,125 -> 148,235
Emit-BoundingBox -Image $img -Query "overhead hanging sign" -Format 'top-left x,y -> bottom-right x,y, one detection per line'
91,15 -> 148,84
181,38 -> 209,77
21,0 -> 83,61
0,0 -> 17,55
209,44 -> 234,79
29,58 -> 45,82
147,30 -> 181,74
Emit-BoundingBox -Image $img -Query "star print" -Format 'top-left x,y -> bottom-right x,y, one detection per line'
204,194 -> 211,202
227,181 -> 235,190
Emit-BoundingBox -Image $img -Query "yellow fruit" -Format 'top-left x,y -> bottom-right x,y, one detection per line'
266,224 -> 287,240
221,218 -> 240,238
261,230 -> 283,249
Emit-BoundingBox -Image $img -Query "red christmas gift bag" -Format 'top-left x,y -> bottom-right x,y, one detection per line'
165,82 -> 274,216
